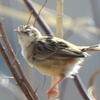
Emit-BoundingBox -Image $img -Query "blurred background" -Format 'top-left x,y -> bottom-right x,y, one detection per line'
0,0 -> 100,100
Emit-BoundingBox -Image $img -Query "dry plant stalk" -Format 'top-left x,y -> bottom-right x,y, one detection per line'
88,69 -> 100,100
0,43 -> 33,100
0,21 -> 38,100
49,0 -> 64,100
56,0 -> 63,38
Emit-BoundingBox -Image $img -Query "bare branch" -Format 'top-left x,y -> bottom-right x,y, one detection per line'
73,74 -> 91,100
0,43 -> 33,100
0,21 -> 38,100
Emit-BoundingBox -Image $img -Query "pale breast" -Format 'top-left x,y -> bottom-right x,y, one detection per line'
26,56 -> 84,77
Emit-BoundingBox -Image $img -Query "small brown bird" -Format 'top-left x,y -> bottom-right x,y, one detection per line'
15,24 -> 100,98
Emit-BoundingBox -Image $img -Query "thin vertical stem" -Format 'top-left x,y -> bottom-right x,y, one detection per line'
23,0 -> 54,37
49,0 -> 64,100
56,0 -> 63,38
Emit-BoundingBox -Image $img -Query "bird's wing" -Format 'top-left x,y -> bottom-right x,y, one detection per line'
33,37 -> 85,60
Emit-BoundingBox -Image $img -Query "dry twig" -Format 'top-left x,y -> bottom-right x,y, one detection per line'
73,74 -> 91,100
23,0 -> 54,37
0,43 -> 33,100
88,69 -> 100,100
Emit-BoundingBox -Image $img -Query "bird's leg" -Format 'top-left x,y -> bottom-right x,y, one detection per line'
46,74 -> 65,98
47,76 -> 59,98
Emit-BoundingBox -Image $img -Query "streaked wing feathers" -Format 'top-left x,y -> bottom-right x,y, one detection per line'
33,37 -> 85,60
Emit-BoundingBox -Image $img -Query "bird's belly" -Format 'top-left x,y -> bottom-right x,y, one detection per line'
27,58 -> 84,77
31,59 -> 63,76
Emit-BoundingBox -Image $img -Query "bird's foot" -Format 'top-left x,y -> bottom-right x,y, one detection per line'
46,88 -> 59,99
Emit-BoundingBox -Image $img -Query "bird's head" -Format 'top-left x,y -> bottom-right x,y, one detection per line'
14,24 -> 42,47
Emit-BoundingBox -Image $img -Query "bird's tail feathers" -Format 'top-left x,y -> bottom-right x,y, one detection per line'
80,44 -> 100,52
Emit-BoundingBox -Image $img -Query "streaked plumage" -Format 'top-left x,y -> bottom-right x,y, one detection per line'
15,24 -> 100,98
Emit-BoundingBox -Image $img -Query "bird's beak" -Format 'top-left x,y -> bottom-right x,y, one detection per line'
14,29 -> 20,33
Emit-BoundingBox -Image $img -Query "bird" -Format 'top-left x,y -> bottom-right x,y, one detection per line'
14,24 -> 100,98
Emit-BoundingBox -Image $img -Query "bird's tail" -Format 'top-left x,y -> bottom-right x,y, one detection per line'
80,44 -> 100,52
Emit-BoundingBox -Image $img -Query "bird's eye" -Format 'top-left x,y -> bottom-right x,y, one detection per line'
21,29 -> 30,35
